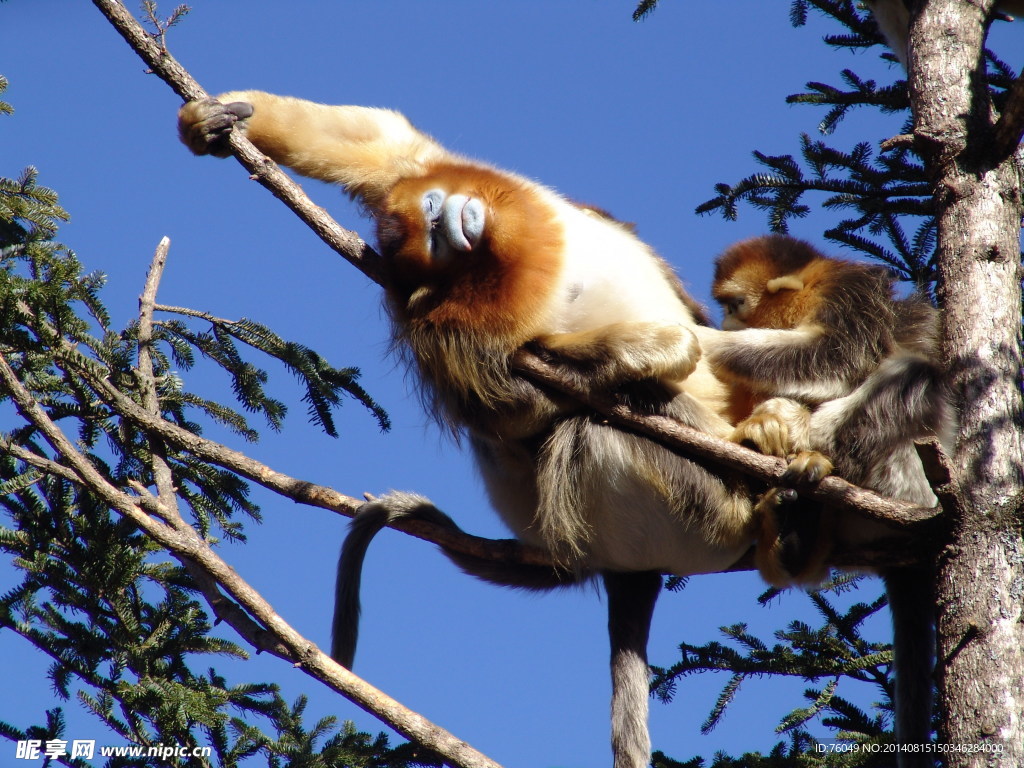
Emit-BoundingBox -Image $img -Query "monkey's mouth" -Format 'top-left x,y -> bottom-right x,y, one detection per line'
721,316 -> 748,331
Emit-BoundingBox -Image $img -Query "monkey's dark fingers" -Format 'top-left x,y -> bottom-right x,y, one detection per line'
754,486 -> 799,514
782,450 -> 834,486
178,99 -> 254,158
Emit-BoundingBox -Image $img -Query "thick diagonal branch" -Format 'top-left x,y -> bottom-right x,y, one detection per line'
512,353 -> 936,528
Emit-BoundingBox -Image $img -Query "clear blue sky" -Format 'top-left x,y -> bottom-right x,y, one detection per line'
0,2 -> 938,766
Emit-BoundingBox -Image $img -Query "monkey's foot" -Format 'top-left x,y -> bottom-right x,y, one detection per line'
782,450 -> 834,486
754,487 -> 830,588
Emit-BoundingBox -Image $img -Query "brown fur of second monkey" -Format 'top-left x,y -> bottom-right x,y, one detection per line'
701,234 -> 952,766
179,92 -> 755,768
705,234 -> 949,579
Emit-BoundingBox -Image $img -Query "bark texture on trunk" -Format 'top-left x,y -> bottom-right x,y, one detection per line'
908,1 -> 1024,764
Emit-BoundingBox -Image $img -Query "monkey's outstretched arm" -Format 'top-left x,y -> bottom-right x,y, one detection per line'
179,92 -> 449,206
334,491 -> 589,668
533,321 -> 702,391
696,324 -> 864,403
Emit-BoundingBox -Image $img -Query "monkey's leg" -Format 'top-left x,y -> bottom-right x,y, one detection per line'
884,568 -> 936,766
808,353 -> 951,463
604,570 -> 661,768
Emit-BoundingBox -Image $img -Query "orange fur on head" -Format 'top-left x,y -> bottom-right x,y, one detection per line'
712,235 -> 829,329
378,162 -> 565,344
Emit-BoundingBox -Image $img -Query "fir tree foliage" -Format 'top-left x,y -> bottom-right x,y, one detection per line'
140,0 -> 189,52
698,0 -> 1022,293
0,74 -> 422,766
654,576 -> 897,755
651,582 -> 909,768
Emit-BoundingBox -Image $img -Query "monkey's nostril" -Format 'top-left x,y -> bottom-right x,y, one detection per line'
439,194 -> 484,252
461,198 -> 485,248
421,189 -> 446,221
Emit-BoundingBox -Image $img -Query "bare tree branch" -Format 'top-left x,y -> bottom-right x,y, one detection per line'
137,236 -> 178,512
180,557 -> 294,659
136,238 -> 298,658
0,439 -> 87,485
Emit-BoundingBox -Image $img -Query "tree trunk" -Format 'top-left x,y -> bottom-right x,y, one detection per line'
908,1 -> 1024,764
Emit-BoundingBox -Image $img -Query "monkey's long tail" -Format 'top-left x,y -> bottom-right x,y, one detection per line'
332,491 -> 590,668
883,568 -> 935,767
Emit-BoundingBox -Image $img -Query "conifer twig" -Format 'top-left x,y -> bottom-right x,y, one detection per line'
12,283 -> 553,569
137,236 -> 179,514
136,238 -> 298,657
0,439 -> 85,485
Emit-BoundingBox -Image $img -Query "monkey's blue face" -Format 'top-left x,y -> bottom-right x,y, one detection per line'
422,188 -> 486,262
